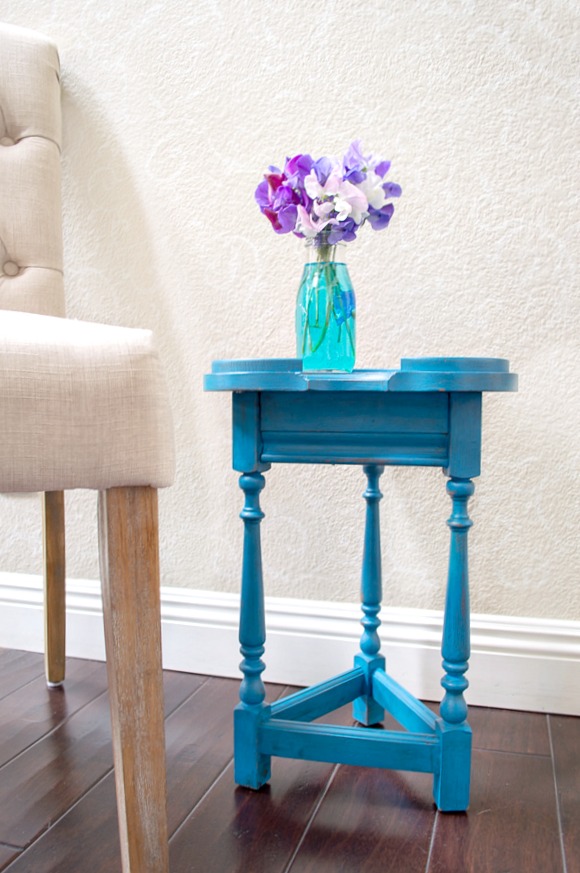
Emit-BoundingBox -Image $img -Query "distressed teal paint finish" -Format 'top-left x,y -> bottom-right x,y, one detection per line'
205,358 -> 517,813
433,477 -> 475,811
446,393 -> 482,479
234,471 -> 271,788
271,668 -> 365,722
440,478 -> 474,726
205,357 -> 517,393
232,392 -> 270,473
353,464 -> 386,727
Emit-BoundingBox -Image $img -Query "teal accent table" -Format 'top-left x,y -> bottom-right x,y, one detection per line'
204,357 -> 517,812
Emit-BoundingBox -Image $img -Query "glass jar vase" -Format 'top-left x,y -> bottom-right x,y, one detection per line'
295,239 -> 356,372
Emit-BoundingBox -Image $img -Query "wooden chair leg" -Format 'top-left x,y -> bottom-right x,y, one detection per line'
42,490 -> 66,686
98,486 -> 169,873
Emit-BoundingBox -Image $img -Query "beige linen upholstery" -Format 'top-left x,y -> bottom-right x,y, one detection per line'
0,23 -> 174,491
1,22 -> 173,873
0,311 -> 175,492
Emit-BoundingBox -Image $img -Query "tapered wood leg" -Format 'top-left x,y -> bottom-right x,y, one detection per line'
98,486 -> 169,873
42,491 -> 66,686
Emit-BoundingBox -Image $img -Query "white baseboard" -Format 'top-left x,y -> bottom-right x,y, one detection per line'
1,571 -> 579,715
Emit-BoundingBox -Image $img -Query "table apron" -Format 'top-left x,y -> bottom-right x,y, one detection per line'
261,430 -> 449,466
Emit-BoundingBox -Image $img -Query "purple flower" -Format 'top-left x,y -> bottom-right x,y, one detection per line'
272,184 -> 299,211
284,153 -> 314,187
264,171 -> 285,193
263,204 -> 298,234
313,156 -> 335,185
254,179 -> 270,210
374,160 -> 391,178
343,139 -> 367,183
256,141 -> 401,243
328,218 -> 358,244
367,203 -> 394,230
382,181 -> 402,198
344,140 -> 393,182
255,167 -> 302,234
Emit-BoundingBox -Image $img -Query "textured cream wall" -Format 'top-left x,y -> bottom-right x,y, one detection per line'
1,0 -> 578,620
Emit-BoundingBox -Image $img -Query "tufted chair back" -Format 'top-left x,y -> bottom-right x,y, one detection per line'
0,22 -> 65,316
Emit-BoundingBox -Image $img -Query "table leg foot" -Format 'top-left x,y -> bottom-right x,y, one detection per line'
433,720 -> 472,811
234,704 -> 271,789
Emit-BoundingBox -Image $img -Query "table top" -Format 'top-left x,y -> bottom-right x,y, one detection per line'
204,357 -> 518,393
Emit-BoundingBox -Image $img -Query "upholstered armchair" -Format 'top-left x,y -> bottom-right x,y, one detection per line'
1,22 -> 172,873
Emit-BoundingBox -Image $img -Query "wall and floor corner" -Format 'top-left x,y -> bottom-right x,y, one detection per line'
1,2 -> 578,711
1,571 -> 579,715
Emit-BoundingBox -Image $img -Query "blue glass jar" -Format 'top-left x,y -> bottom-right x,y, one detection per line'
295,241 -> 356,372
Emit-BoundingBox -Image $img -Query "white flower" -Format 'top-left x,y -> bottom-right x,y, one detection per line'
356,170 -> 387,211
313,200 -> 335,220
304,170 -> 369,226
338,179 -> 368,224
296,204 -> 332,238
304,169 -> 340,200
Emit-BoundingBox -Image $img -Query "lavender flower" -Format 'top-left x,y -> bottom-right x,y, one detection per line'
255,141 -> 401,246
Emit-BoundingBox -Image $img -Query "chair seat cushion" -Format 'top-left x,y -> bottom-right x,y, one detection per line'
0,310 -> 175,491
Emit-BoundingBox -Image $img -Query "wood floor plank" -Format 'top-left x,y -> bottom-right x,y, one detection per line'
0,845 -> 20,869
288,764 -> 435,873
0,689 -> 119,848
428,750 -> 564,873
165,676 -> 246,834
0,775 -> 120,873
162,669 -> 207,718
550,714 -> 580,873
0,676 -> 266,872
468,706 -> 551,756
0,669 -> 202,850
0,659 -> 109,767
1,649 -> 577,873
169,754 -> 343,873
423,701 -> 551,756
290,702 -> 435,873
0,650 -> 44,700
169,694 -> 357,873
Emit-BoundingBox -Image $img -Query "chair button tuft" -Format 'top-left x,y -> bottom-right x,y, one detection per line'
2,261 -> 20,276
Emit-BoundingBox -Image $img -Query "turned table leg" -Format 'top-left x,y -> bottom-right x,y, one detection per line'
434,477 -> 474,812
353,464 -> 386,726
234,471 -> 271,789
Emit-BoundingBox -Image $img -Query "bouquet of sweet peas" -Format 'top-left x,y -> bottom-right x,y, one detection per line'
255,140 -> 401,247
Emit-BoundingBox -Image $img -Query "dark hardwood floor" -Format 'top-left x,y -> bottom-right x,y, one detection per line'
0,647 -> 578,873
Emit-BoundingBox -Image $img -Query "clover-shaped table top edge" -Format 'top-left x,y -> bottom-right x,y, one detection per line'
204,357 -> 518,393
